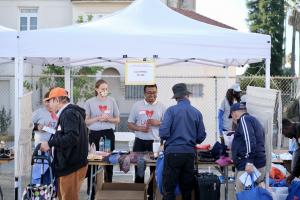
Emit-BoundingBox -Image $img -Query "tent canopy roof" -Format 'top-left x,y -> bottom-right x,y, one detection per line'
19,0 -> 271,66
0,25 -> 17,58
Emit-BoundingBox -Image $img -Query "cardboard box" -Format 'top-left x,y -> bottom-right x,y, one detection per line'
95,172 -> 153,200
96,183 -> 147,200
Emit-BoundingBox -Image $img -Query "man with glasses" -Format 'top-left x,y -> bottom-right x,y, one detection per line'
128,84 -> 165,199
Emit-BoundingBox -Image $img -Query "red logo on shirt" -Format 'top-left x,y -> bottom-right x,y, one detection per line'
146,110 -> 154,118
50,112 -> 58,120
99,105 -> 107,112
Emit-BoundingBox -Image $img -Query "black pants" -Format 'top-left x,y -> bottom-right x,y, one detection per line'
133,137 -> 155,199
163,153 -> 195,200
87,129 -> 115,199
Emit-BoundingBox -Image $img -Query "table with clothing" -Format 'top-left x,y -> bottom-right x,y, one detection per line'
87,150 -> 234,200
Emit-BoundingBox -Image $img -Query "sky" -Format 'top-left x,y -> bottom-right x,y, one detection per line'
196,0 -> 300,76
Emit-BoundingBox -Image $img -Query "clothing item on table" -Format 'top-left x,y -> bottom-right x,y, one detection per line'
119,155 -> 131,173
215,156 -> 233,167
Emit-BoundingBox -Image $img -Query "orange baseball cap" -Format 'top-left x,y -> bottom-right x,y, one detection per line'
44,87 -> 68,101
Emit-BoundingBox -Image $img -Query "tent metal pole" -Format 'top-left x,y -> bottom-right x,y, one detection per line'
64,66 -> 71,97
14,56 -> 24,200
14,56 -> 19,200
225,66 -> 229,89
265,58 -> 270,89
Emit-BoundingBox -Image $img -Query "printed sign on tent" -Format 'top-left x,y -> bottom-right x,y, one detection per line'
125,61 -> 156,85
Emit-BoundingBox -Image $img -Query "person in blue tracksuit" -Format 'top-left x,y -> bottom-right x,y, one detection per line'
159,83 -> 206,200
230,102 -> 266,192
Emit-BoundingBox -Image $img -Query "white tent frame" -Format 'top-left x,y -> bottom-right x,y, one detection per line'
0,0 -> 271,198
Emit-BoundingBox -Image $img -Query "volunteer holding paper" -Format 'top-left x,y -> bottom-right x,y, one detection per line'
32,89 -> 58,147
230,102 -> 266,192
32,89 -> 58,184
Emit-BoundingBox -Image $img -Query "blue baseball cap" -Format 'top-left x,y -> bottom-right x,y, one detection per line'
229,102 -> 246,118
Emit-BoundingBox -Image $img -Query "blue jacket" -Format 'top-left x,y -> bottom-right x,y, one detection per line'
231,113 -> 266,171
159,98 -> 206,154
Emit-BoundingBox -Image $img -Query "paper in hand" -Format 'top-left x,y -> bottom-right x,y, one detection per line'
42,126 -> 56,134
239,166 -> 261,187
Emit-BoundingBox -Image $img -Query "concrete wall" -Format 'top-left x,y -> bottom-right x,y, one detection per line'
0,0 -> 72,30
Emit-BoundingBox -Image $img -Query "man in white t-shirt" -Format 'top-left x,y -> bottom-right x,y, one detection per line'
128,84 -> 165,199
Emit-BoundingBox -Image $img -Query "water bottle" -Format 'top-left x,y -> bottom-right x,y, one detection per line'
105,138 -> 111,152
99,137 -> 105,152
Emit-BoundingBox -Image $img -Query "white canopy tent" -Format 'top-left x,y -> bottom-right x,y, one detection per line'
0,25 -> 17,58
20,0 -> 271,68
2,0 -> 272,198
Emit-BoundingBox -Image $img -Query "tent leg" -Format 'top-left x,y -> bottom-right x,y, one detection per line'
265,59 -> 270,89
14,56 -> 24,200
64,66 -> 71,97
14,177 -> 18,200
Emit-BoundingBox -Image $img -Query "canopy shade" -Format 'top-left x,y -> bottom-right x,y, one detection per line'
20,0 -> 271,66
0,25 -> 17,58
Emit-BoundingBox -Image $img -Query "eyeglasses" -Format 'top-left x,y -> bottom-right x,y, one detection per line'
145,92 -> 157,95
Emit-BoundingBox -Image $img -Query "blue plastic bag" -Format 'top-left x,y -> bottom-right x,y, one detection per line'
287,181 -> 300,200
236,174 -> 272,200
155,153 -> 181,196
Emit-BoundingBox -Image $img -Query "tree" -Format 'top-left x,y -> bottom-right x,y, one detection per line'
245,0 -> 285,76
40,65 -> 102,104
286,0 -> 300,76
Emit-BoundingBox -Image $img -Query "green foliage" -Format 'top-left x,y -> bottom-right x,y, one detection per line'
23,80 -> 33,91
40,64 -> 65,88
76,15 -> 94,24
0,107 -> 11,134
246,0 -> 285,75
72,66 -> 102,103
40,65 -> 103,103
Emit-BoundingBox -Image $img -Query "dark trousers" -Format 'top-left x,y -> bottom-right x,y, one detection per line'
133,137 -> 155,199
87,129 -> 115,199
163,153 -> 195,200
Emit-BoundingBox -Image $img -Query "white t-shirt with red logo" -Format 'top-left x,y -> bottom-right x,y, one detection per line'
84,96 -> 120,131
128,100 -> 165,140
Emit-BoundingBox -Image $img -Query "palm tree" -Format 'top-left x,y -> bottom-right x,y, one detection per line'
286,0 -> 300,76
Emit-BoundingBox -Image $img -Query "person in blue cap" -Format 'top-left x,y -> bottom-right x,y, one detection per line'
230,102 -> 266,192
159,83 -> 206,200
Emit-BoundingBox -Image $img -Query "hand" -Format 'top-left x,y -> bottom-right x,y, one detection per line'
147,119 -> 160,126
139,125 -> 149,133
245,163 -> 254,174
40,142 -> 50,152
220,136 -> 225,145
286,174 -> 295,185
98,114 -> 109,122
37,124 -> 44,131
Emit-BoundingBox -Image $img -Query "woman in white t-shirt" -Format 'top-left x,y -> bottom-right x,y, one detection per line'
85,79 -> 120,198
32,90 -> 58,184
218,84 -> 241,144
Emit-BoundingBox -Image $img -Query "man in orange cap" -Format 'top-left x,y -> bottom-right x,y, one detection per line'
40,87 -> 88,200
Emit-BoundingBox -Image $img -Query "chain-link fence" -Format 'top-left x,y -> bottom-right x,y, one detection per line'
0,74 -> 299,147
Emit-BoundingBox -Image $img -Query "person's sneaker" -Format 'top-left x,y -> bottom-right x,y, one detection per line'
228,176 -> 235,183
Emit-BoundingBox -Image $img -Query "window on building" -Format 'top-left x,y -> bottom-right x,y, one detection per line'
125,85 -> 144,100
20,8 -> 38,31
186,83 -> 204,97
